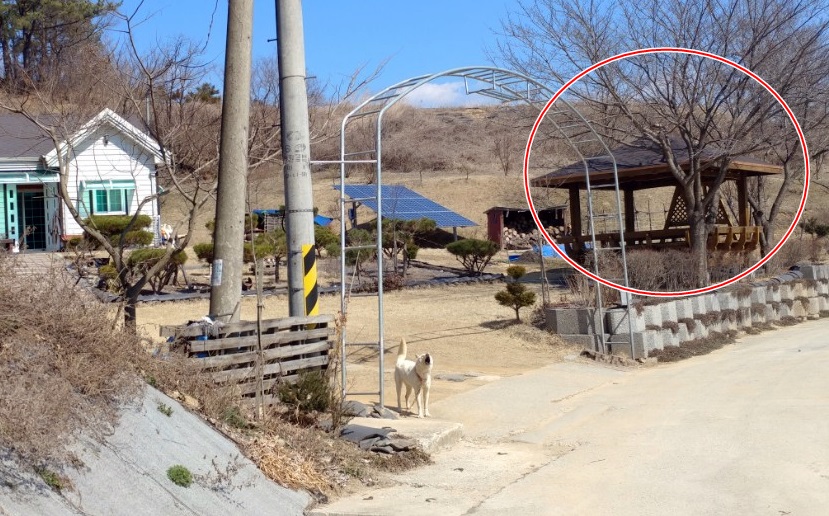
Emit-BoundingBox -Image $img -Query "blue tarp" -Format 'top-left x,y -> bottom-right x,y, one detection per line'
532,244 -> 567,258
314,215 -> 333,226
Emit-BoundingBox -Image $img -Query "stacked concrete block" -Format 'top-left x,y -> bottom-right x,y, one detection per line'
676,321 -> 692,344
702,294 -> 722,333
717,291 -> 739,310
719,310 -> 737,332
751,303 -> 767,325
689,317 -> 709,340
674,297 -> 694,320
661,328 -> 680,348
605,307 -> 644,334
642,304 -> 663,329
659,302 -> 678,327
792,284 -> 808,319
807,297 -> 821,319
766,285 -> 782,322
800,264 -> 829,281
716,291 -> 738,332
545,307 -> 602,335
749,286 -> 767,306
608,330 -> 663,358
545,264 -> 827,358
765,302 -> 780,323
690,295 -> 708,316
735,291 -> 752,329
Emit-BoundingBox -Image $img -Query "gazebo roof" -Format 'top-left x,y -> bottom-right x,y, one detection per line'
531,138 -> 783,190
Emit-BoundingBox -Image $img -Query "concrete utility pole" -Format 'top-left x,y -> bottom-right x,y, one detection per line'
276,0 -> 317,317
209,0 -> 254,322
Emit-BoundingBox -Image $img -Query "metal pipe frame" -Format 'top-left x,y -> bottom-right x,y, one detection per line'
337,66 -> 635,406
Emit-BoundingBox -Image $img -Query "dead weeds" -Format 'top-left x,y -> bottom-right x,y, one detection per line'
0,254 -> 145,466
236,417 -> 431,500
648,331 -> 738,362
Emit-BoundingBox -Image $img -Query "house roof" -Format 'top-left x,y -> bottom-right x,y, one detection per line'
44,109 -> 164,167
0,113 -> 60,158
531,138 -> 783,190
0,109 -> 163,168
485,205 -> 567,214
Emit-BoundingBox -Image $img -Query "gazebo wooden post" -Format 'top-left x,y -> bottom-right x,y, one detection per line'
737,176 -> 750,226
623,189 -> 636,232
568,187 -> 582,237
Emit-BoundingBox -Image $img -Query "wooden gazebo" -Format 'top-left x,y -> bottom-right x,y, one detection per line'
530,138 -> 782,256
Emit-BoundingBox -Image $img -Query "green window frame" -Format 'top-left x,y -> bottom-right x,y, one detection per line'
77,180 -> 136,217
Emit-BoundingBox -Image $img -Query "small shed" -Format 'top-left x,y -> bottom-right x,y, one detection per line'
486,206 -> 566,249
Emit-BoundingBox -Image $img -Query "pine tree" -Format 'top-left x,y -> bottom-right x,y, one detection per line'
495,265 -> 537,322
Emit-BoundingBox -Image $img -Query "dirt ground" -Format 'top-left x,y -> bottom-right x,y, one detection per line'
137,272 -> 580,407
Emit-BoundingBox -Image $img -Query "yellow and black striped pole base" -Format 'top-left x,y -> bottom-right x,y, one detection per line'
302,244 -> 319,316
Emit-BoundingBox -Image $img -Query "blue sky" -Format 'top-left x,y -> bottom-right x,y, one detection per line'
114,1 -> 522,106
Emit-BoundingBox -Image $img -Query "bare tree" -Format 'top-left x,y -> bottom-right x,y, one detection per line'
493,134 -> 515,176
498,0 -> 829,285
0,3 -> 224,330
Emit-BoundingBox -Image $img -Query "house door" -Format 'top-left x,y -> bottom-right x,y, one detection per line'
18,186 -> 46,250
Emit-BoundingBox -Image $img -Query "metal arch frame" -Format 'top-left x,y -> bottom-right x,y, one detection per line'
336,66 -> 636,407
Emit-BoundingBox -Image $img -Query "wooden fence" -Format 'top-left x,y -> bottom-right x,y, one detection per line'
161,314 -> 335,406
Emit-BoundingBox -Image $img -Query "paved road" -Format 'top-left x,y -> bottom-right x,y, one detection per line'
314,319 -> 829,515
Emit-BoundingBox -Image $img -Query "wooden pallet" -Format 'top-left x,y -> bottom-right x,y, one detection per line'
161,314 -> 335,405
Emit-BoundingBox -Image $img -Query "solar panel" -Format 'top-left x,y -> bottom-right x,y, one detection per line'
335,185 -> 477,228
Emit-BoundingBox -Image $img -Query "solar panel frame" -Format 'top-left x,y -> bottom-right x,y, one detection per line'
336,185 -> 478,228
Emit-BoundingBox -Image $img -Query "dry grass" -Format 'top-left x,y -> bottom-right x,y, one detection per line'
240,417 -> 432,500
648,331 -> 738,362
0,253 -> 146,464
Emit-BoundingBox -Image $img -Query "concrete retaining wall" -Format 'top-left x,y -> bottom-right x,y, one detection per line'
545,264 -> 828,357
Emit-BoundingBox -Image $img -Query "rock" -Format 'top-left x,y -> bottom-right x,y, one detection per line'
342,400 -> 373,418
372,404 -> 399,419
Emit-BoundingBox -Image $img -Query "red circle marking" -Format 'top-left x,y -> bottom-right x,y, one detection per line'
523,47 -> 810,297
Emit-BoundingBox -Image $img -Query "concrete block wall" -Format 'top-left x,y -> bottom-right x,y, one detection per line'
544,266 -> 824,357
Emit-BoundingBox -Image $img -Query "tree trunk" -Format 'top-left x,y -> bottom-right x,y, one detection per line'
124,300 -> 138,333
123,283 -> 143,334
688,210 -> 709,288
514,306 -> 521,321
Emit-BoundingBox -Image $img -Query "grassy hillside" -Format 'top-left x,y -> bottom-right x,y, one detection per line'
163,105 -> 812,253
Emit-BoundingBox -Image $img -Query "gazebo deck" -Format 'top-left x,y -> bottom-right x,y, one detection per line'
531,138 -> 780,260
557,225 -> 762,254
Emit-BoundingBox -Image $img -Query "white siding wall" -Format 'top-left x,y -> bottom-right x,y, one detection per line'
62,127 -> 157,238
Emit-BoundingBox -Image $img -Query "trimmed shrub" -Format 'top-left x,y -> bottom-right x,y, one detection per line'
315,224 -> 340,257
193,242 -> 214,263
494,265 -> 537,321
127,248 -> 188,293
84,214 -> 154,249
446,238 -> 498,275
86,214 -> 152,235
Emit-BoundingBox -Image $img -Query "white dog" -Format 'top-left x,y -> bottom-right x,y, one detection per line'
394,338 -> 433,418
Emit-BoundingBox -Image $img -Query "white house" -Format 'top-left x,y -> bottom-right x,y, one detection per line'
0,108 -> 164,251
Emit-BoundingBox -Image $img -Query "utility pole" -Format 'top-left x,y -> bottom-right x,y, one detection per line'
276,0 -> 318,317
209,0 -> 254,322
